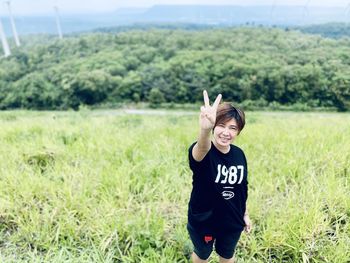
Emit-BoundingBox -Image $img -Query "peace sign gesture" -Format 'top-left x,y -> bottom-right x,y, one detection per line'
200,90 -> 222,130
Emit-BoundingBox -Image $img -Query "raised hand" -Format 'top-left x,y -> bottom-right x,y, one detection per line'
200,90 -> 222,130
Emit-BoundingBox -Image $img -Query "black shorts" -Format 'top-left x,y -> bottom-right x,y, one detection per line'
187,223 -> 242,260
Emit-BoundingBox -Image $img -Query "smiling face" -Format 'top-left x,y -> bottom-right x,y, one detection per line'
212,103 -> 245,153
213,118 -> 239,152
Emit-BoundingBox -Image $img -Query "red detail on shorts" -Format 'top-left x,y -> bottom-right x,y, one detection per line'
204,235 -> 213,243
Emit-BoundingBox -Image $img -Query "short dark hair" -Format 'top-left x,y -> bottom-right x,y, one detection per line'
214,103 -> 245,133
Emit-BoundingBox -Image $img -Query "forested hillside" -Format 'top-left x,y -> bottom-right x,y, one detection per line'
297,22 -> 350,39
1,27 -> 350,111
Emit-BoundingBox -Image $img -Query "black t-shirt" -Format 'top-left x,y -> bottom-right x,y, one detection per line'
188,141 -> 248,234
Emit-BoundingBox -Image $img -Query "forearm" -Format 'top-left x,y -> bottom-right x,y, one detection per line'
192,128 -> 211,161
197,128 -> 211,151
244,208 -> 249,216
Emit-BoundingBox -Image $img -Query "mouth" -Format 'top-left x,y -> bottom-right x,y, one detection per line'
219,136 -> 231,143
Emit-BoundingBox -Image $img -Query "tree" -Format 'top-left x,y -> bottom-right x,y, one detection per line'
148,88 -> 165,108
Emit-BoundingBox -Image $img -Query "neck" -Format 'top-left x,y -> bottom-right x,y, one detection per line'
213,140 -> 230,154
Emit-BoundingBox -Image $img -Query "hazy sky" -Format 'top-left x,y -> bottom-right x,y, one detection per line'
0,0 -> 349,15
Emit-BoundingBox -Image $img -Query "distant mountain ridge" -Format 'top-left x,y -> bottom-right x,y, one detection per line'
1,5 -> 350,36
139,5 -> 349,25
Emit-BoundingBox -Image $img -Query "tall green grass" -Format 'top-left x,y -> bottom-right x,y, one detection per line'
0,111 -> 349,262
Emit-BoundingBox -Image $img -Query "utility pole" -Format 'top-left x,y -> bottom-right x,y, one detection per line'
269,0 -> 277,26
0,17 -> 11,57
346,2 -> 350,22
5,0 -> 20,47
301,0 -> 311,25
54,5 -> 63,39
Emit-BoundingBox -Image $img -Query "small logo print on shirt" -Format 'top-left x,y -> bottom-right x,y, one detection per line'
222,191 -> 234,200
204,235 -> 213,243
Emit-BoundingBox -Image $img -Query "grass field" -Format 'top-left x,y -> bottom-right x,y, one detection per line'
0,110 -> 349,262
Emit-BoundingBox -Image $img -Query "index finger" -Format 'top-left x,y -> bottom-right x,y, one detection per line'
213,94 -> 222,109
203,90 -> 210,107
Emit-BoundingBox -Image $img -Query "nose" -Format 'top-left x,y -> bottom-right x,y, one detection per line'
222,127 -> 230,135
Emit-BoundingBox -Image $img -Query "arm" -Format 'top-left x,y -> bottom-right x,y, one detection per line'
192,128 -> 211,162
244,208 -> 252,233
192,90 -> 222,162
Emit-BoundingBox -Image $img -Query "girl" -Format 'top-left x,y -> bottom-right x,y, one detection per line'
187,90 -> 251,263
